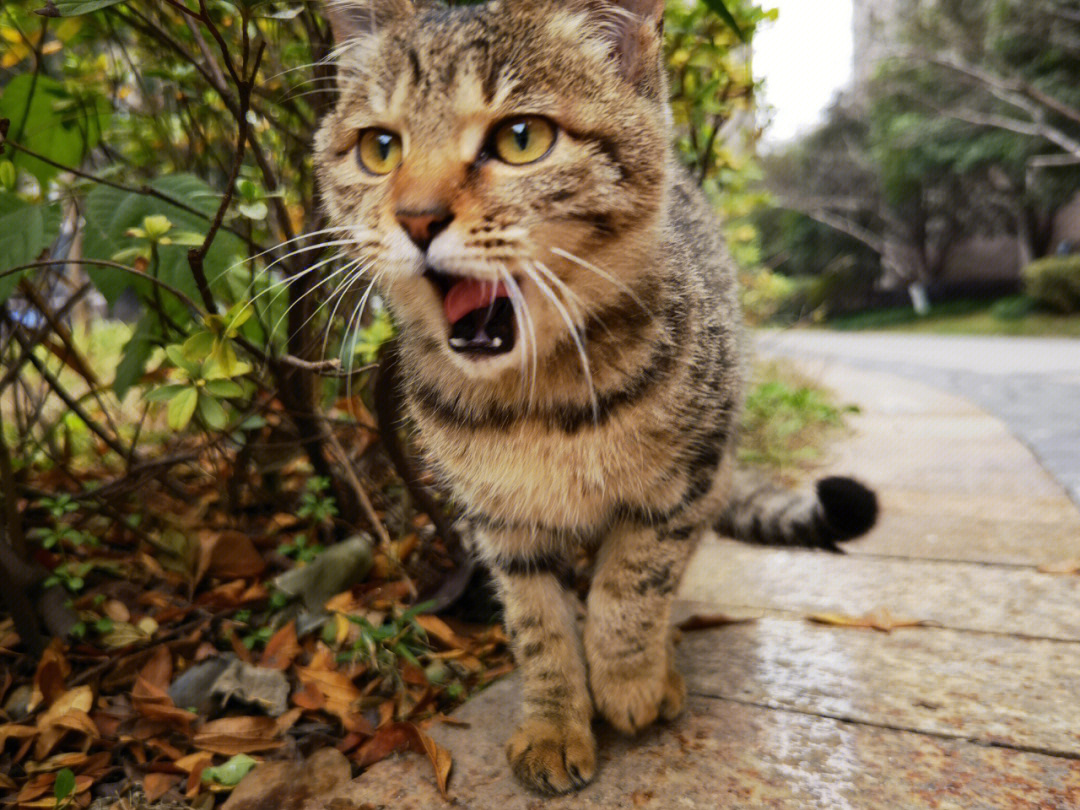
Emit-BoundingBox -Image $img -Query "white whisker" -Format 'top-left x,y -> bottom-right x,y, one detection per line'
522,262 -> 598,421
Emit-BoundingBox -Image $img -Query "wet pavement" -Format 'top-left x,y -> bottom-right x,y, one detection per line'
330,354 -> 1080,809
757,330 -> 1080,506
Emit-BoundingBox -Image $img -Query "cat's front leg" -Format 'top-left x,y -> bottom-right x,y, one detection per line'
487,539 -> 596,794
584,521 -> 702,734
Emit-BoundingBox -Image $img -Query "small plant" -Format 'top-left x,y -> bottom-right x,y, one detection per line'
277,533 -> 324,563
32,495 -> 97,549
341,602 -> 435,683
145,344 -> 247,431
297,476 -> 339,524
69,617 -> 115,641
43,562 -> 93,594
740,366 -> 857,469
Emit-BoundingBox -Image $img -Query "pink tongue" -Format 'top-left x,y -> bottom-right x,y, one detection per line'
444,278 -> 510,325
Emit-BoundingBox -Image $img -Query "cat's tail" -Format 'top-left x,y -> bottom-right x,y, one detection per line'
716,472 -> 878,553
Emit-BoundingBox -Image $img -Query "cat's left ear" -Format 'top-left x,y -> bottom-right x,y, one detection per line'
323,0 -> 417,44
586,0 -> 666,87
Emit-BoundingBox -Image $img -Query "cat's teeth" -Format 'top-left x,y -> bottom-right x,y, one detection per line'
449,337 -> 468,348
491,337 -> 503,348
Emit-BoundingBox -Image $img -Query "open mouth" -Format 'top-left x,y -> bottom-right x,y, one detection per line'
425,269 -> 517,357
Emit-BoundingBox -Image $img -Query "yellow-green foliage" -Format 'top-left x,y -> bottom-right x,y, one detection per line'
740,269 -> 796,324
1024,255 -> 1080,314
1023,257 -> 1080,313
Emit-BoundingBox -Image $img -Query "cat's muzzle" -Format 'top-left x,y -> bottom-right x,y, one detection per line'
425,269 -> 517,357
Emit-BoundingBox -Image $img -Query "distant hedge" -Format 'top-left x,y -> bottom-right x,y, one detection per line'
1023,255 -> 1080,314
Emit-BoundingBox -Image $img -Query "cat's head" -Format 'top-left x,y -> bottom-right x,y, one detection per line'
315,0 -> 670,379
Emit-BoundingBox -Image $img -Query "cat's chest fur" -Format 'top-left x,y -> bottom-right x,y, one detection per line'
410,389 -> 690,529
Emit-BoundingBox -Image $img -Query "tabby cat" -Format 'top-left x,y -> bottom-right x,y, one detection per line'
316,0 -> 877,794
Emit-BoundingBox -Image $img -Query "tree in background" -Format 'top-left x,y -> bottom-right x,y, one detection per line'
755,0 -> 1080,318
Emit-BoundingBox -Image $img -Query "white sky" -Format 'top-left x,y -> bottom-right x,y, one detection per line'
753,0 -> 854,143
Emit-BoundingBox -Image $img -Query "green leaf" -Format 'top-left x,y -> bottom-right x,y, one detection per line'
0,194 -> 62,302
143,383 -> 188,403
169,230 -> 207,247
204,378 -> 243,398
164,343 -> 200,376
201,754 -> 257,786
182,330 -> 217,362
237,200 -> 268,221
39,0 -> 128,15
224,300 -> 254,331
197,392 -> 228,430
167,386 -> 198,431
701,0 -> 745,43
113,313 -> 160,399
54,768 -> 75,801
209,339 -> 240,377
82,174 -> 244,314
0,75 -> 109,186
0,161 -> 16,190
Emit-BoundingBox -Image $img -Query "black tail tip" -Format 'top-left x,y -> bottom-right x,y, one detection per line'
817,476 -> 878,540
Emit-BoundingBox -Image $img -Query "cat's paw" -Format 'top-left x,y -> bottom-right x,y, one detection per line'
591,664 -> 686,735
506,717 -> 596,795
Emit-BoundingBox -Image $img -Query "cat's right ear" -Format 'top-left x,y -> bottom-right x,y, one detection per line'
324,0 -> 416,43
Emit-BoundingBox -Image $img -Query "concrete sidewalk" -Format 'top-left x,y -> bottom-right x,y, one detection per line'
332,360 -> 1080,809
757,330 -> 1080,505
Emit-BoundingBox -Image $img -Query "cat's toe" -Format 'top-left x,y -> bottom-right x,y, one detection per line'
592,664 -> 685,735
506,718 -> 596,795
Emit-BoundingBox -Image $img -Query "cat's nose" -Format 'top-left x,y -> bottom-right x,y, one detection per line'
396,207 -> 454,253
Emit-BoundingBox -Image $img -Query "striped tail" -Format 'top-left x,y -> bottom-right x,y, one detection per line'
716,472 -> 878,553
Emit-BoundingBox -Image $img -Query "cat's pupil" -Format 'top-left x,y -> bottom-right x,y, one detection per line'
376,134 -> 392,160
512,123 -> 530,151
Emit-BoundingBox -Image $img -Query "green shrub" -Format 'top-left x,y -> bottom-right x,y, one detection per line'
1024,255 -> 1080,313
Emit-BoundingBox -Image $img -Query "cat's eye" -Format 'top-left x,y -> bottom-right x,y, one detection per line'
356,128 -> 403,175
492,116 -> 556,165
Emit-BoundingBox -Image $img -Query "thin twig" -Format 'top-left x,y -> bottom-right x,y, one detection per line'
188,40 -> 267,312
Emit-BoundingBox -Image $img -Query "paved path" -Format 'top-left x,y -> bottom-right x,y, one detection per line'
331,357 -> 1080,809
756,331 -> 1080,505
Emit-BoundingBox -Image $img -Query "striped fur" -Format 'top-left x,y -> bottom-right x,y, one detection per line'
315,0 -> 876,794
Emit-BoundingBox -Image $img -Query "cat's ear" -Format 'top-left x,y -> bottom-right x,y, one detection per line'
572,0 -> 666,86
612,0 -> 665,82
324,0 -> 416,43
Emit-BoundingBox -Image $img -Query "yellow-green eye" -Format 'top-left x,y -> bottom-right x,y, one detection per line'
356,129 -> 402,175
492,116 -> 556,165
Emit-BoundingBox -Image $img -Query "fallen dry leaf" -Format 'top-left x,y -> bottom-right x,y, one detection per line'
808,607 -> 936,632
197,529 -> 267,583
413,614 -> 466,649
676,613 -> 756,632
0,724 -> 37,749
29,640 -> 70,713
144,772 -> 183,802
353,723 -> 452,798
191,709 -> 300,756
295,664 -> 372,735
259,622 -> 300,670
220,747 -> 351,810
411,725 -> 453,799
1037,558 -> 1080,575
132,675 -> 196,732
139,646 -> 173,692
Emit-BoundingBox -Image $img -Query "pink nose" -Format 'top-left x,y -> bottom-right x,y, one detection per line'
396,208 -> 453,252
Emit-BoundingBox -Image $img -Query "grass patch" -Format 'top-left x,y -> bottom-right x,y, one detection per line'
828,297 -> 1080,337
739,360 -> 857,475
